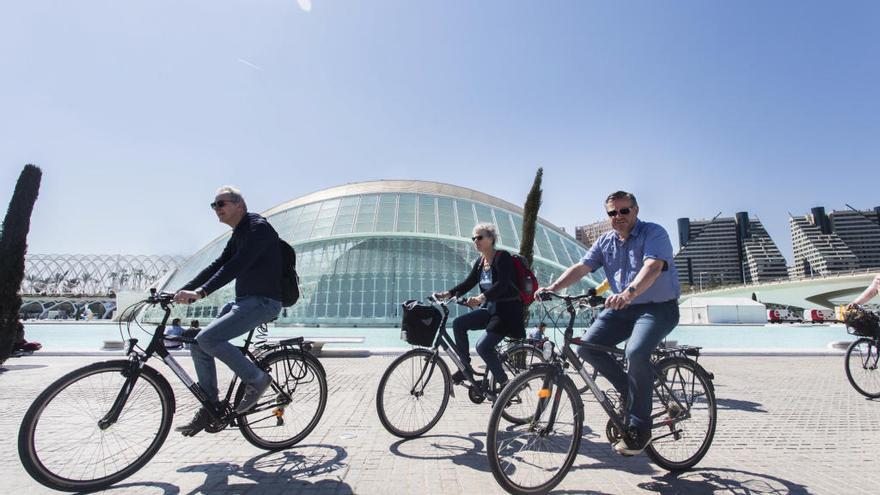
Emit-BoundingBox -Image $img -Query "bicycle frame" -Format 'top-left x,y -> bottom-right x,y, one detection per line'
408,296 -> 530,399
100,291 -> 303,429
534,293 -> 697,442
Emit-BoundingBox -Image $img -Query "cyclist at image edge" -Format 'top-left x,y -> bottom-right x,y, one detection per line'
848,274 -> 880,308
433,223 -> 525,397
173,185 -> 283,436
537,190 -> 681,456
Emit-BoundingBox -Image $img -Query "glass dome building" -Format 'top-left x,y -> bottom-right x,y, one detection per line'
158,181 -> 604,326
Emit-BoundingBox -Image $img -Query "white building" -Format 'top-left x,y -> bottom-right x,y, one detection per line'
679,297 -> 767,324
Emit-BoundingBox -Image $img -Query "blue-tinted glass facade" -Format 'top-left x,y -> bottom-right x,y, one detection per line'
156,184 -> 605,326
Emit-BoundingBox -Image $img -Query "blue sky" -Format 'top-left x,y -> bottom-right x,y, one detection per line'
1,1 -> 878,262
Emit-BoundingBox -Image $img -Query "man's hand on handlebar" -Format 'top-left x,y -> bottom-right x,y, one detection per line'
605,291 -> 633,310
174,290 -> 202,305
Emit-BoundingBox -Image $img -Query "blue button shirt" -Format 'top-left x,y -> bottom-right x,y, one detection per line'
581,219 -> 681,304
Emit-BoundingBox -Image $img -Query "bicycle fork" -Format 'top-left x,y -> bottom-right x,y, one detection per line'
97,357 -> 147,430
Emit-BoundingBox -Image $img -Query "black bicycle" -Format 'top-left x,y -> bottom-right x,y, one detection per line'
487,291 -> 717,495
376,294 -> 545,438
843,306 -> 880,398
18,290 -> 328,492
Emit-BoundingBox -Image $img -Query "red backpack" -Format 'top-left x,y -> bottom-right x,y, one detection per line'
508,252 -> 539,305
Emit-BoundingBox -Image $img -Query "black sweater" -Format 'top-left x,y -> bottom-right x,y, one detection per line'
448,250 -> 525,338
182,212 -> 282,300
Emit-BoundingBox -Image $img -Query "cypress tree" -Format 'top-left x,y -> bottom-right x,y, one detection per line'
0,165 -> 42,365
519,167 -> 543,324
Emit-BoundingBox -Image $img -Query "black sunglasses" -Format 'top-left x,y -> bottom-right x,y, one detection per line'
210,200 -> 233,210
471,235 -> 484,241
607,207 -> 633,217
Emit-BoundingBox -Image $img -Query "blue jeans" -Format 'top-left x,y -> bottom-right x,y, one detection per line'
452,308 -> 510,384
190,296 -> 282,403
576,300 -> 679,430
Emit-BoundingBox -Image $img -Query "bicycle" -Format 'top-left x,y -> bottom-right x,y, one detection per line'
375,294 -> 545,438
843,305 -> 880,398
486,291 -> 717,495
18,290 -> 328,493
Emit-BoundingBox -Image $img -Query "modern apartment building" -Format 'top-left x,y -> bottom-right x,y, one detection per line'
789,206 -> 880,278
674,212 -> 788,289
574,219 -> 609,248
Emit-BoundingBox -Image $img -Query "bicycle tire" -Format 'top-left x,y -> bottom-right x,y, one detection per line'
237,349 -> 328,450
376,348 -> 451,438
499,344 -> 546,424
646,357 -> 717,472
18,360 -> 175,492
487,366 -> 583,495
845,338 -> 880,398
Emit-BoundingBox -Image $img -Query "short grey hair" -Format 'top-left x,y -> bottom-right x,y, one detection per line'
605,190 -> 638,209
216,185 -> 247,211
472,223 -> 498,245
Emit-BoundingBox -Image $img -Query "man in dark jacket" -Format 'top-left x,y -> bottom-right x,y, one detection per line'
173,186 -> 283,436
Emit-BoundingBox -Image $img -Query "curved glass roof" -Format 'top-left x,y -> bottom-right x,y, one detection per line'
186,180 -> 589,270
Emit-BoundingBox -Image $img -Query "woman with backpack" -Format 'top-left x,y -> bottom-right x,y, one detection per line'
433,223 -> 525,397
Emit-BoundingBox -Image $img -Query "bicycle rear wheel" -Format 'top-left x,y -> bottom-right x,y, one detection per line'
18,361 -> 175,492
487,367 -> 583,495
376,348 -> 450,438
499,345 -> 545,424
845,338 -> 880,398
646,357 -> 716,472
238,350 -> 328,450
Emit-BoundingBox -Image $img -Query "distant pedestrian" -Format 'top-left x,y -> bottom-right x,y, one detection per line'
183,320 -> 201,339
528,322 -> 547,343
164,318 -> 186,349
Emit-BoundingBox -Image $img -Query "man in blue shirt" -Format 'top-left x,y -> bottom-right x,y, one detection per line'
539,191 -> 680,456
163,318 -> 186,349
173,186 -> 283,436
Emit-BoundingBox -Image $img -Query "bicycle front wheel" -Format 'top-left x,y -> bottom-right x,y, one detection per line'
487,366 -> 583,495
238,350 -> 328,450
845,338 -> 880,398
18,361 -> 175,492
647,357 -> 717,472
499,344 -> 545,424
376,348 -> 450,438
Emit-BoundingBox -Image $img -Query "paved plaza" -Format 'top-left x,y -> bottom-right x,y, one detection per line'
1,353 -> 879,494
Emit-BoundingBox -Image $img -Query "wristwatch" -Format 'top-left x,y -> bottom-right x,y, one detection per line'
626,286 -> 637,296
196,288 -> 207,298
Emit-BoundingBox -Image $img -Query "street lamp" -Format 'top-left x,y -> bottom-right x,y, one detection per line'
698,272 -> 708,292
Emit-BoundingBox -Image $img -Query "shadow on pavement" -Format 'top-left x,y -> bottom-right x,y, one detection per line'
0,363 -> 48,373
638,468 -> 811,494
175,444 -> 352,494
389,432 -> 490,473
715,398 -> 768,413
78,481 -> 180,495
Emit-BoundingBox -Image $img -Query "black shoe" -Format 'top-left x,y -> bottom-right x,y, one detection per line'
175,406 -> 214,437
236,372 -> 273,414
486,380 -> 508,402
613,426 -> 652,456
451,368 -> 474,384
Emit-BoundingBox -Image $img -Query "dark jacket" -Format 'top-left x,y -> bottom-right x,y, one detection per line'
448,250 -> 525,338
182,212 -> 282,300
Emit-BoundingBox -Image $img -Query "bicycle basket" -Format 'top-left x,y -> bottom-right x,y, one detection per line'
401,300 -> 442,347
844,307 -> 880,338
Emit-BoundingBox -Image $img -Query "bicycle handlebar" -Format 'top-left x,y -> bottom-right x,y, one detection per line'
537,290 -> 605,308
428,293 -> 469,307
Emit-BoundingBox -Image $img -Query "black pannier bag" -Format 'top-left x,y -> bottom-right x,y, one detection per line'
280,239 -> 300,307
844,307 -> 880,338
401,300 -> 442,347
